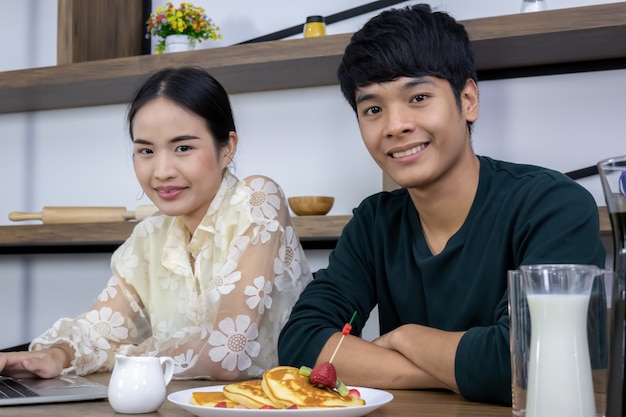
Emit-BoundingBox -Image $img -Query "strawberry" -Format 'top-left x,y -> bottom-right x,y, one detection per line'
348,388 -> 361,399
214,401 -> 228,408
308,362 -> 337,389
288,404 -> 298,409
260,405 -> 276,409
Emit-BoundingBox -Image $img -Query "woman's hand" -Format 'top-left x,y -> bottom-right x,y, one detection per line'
0,346 -> 70,379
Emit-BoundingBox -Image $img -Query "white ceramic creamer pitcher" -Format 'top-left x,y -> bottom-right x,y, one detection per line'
108,355 -> 174,414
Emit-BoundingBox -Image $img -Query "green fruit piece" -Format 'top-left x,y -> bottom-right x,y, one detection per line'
336,379 -> 348,397
299,366 -> 312,376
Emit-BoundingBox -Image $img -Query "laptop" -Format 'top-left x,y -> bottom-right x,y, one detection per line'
0,375 -> 108,406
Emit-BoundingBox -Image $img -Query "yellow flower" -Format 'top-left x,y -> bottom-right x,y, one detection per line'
146,1 -> 222,54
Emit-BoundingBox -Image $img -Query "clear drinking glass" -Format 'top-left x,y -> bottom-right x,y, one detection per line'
520,0 -> 548,13
597,155 -> 626,417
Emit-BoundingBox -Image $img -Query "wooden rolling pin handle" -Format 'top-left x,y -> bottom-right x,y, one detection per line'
122,211 -> 135,220
133,205 -> 159,220
8,212 -> 43,221
8,205 -> 159,223
9,206 -> 129,224
120,205 -> 159,221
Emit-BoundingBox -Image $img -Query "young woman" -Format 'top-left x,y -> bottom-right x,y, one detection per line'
0,67 -> 313,380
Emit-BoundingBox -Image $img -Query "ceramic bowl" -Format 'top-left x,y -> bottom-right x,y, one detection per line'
288,196 -> 334,216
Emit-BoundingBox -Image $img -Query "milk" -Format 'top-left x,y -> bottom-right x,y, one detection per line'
526,294 -> 596,417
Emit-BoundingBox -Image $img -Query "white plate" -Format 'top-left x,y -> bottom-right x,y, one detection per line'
167,384 -> 393,417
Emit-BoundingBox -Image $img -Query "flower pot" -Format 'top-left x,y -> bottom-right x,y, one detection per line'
164,35 -> 195,53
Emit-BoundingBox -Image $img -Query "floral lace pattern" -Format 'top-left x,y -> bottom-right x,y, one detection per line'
30,170 -> 313,380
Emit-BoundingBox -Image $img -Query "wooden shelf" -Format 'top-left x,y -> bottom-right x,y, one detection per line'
0,3 -> 621,253
0,215 -> 352,254
464,3 -> 626,74
0,207 -> 612,254
1,3 -> 626,114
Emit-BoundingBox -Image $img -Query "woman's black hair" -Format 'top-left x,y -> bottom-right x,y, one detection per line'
337,4 -> 477,124
127,66 -> 236,151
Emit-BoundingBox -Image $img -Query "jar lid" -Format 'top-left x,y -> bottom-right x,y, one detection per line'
306,15 -> 325,23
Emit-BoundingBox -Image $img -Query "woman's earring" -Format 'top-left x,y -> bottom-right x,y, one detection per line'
136,190 -> 145,200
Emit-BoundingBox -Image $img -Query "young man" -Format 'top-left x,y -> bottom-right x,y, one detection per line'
277,4 -> 605,405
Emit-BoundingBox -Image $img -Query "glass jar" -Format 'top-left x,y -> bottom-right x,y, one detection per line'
304,15 -> 326,38
520,0 -> 547,13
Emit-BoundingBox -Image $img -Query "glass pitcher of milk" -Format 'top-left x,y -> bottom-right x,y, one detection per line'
509,264 -> 611,417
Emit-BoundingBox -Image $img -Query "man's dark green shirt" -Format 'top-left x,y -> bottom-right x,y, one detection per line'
278,156 -> 605,405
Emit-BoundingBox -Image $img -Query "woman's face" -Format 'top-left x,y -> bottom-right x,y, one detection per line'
131,97 -> 236,233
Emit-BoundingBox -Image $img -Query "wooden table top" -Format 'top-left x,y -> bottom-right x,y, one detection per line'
0,372 -> 511,417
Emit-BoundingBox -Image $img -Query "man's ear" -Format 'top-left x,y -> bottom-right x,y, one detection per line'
461,78 -> 479,123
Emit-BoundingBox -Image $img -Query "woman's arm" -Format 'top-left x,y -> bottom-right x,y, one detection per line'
28,274 -> 151,375
182,175 -> 311,379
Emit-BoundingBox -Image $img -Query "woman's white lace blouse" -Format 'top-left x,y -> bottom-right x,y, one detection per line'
31,171 -> 313,380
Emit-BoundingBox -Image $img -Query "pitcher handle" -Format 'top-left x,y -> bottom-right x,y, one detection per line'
160,356 -> 174,386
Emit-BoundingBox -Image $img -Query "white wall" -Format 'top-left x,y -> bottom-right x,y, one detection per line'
1,0 -> 624,348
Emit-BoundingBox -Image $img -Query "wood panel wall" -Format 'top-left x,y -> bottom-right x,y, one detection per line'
57,0 -> 146,65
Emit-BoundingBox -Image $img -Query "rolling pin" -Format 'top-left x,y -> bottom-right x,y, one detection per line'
8,205 -> 159,224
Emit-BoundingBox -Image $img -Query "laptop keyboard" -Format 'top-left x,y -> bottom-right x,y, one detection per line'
0,378 -> 39,399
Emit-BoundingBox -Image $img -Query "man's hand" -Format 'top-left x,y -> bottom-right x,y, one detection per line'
0,347 -> 70,379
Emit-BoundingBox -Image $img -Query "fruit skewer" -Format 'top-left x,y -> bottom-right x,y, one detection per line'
329,310 -> 357,363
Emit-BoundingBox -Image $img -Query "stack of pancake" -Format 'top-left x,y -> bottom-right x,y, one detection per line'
190,391 -> 238,408
191,366 -> 366,409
